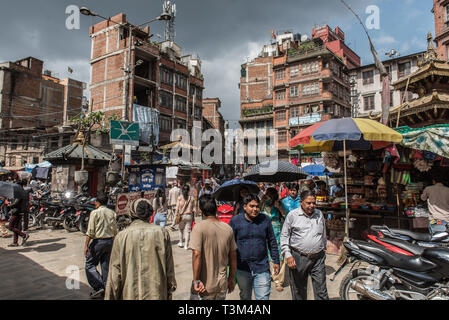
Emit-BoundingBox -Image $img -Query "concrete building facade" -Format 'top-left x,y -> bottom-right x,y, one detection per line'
350,51 -> 425,118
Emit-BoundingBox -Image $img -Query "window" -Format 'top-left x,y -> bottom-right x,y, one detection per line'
32,157 -> 39,164
160,68 -> 173,85
158,91 -> 173,108
362,70 -> 374,85
275,90 -> 286,100
363,95 -> 375,111
390,92 -> 394,108
302,82 -> 319,96
159,116 -> 172,132
275,69 -> 285,80
177,119 -> 186,129
278,131 -> 287,143
398,62 -> 411,78
175,96 -> 187,113
175,73 -> 187,90
446,5 -> 449,27
275,110 -> 286,122
290,66 -> 299,77
302,61 -> 319,75
290,86 -> 299,97
290,106 -> 300,118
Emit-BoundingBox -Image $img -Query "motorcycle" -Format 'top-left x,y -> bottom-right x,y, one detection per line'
371,224 -> 449,248
45,191 -> 85,231
75,197 -> 96,234
335,238 -> 449,300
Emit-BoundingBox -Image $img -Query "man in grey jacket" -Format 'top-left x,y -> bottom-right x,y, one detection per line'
280,190 -> 328,300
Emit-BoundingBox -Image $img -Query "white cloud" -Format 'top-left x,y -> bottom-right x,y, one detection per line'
202,41 -> 265,123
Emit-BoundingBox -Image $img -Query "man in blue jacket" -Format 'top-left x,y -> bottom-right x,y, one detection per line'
229,193 -> 280,300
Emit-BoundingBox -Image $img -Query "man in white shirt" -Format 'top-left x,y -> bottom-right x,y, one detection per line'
280,190 -> 328,300
168,181 -> 181,230
421,177 -> 449,233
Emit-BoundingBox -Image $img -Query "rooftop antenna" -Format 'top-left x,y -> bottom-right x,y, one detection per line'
162,0 -> 176,41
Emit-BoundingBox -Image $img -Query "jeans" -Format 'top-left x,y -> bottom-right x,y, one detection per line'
85,238 -> 114,292
236,269 -> 271,300
154,213 -> 167,227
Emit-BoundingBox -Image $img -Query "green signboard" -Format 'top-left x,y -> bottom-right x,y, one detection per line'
110,120 -> 140,146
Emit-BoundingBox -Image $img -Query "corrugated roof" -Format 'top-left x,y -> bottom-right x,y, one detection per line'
43,143 -> 111,161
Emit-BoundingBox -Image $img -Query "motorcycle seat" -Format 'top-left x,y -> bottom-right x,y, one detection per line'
353,240 -> 436,272
380,238 -> 425,256
388,228 -> 431,242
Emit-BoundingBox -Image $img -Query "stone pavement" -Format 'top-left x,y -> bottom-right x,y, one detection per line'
0,220 -> 349,300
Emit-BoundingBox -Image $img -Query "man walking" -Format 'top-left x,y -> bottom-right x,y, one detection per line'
7,182 -> 29,247
84,196 -> 117,299
105,200 -> 177,300
229,193 -> 280,300
168,181 -> 180,230
189,194 -> 237,300
199,179 -> 214,198
280,190 -> 328,300
421,176 -> 449,233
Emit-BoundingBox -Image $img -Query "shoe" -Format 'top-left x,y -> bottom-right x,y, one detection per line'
170,226 -> 177,231
178,242 -> 183,248
89,288 -> 105,299
7,243 -> 19,247
21,234 -> 30,246
184,245 -> 189,250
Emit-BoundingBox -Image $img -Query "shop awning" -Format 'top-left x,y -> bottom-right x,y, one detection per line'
395,124 -> 449,159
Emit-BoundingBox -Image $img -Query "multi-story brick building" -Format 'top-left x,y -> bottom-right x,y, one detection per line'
89,13 -> 204,148
350,51 -> 425,118
0,56 -> 85,169
202,98 -> 225,134
433,0 -> 449,61
0,56 -> 85,129
240,26 -> 359,163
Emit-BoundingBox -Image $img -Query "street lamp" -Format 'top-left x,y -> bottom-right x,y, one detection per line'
81,7 -> 172,121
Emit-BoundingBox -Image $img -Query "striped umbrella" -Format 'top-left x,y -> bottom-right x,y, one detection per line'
289,118 -> 402,238
243,160 -> 308,183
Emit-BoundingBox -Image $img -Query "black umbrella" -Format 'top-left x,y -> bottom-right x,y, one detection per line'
213,179 -> 260,202
0,182 -> 27,199
243,160 -> 308,183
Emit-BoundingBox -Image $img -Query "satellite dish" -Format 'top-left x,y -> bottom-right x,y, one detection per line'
301,35 -> 309,42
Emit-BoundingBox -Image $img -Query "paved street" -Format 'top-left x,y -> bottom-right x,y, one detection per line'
0,219 -> 349,300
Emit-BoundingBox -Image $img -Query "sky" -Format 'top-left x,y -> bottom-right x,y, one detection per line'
0,0 -> 435,129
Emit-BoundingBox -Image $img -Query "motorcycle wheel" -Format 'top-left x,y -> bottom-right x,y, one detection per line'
28,213 -> 37,228
339,268 -> 378,300
63,216 -> 78,232
78,217 -> 89,235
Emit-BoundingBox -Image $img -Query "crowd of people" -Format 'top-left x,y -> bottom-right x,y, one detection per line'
78,176 -> 331,301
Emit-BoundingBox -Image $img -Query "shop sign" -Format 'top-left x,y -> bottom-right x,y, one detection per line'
115,191 -> 156,216
289,113 -> 321,126
128,165 -> 166,192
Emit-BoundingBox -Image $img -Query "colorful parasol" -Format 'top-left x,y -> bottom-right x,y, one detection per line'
289,118 -> 402,238
289,118 -> 403,152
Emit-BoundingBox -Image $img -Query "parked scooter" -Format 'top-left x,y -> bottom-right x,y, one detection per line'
336,238 -> 449,300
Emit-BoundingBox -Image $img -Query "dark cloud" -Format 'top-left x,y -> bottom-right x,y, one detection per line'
0,0 -> 429,123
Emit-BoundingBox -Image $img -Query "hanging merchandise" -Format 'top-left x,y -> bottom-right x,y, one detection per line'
323,152 -> 340,169
413,159 -> 432,172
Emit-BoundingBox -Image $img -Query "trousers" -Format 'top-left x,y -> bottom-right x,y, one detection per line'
178,214 -> 193,245
85,238 -> 114,291
8,215 -> 26,244
288,250 -> 329,300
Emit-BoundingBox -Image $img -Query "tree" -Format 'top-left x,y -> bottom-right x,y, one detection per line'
70,111 -> 119,171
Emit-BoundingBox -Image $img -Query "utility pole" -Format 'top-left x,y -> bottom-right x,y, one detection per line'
340,0 -> 390,125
